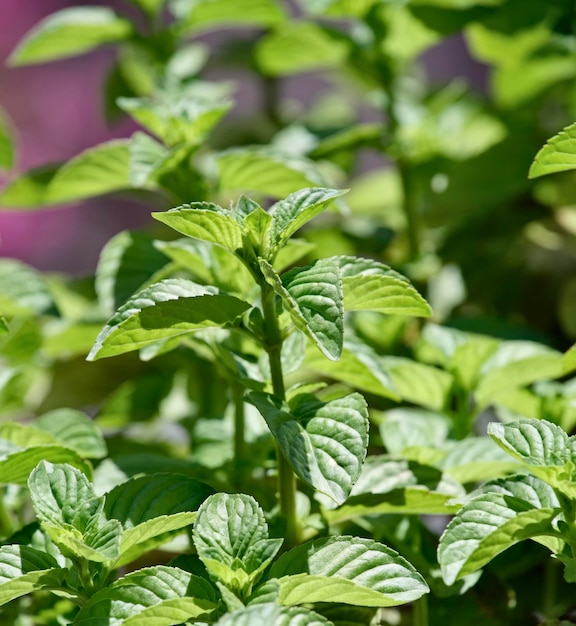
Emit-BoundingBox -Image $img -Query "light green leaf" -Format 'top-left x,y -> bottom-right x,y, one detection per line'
216,603 -> 334,626
438,480 -> 560,585
0,108 -> 15,170
256,22 -> 349,76
0,315 -> 8,335
0,259 -> 52,315
488,419 -> 570,468
118,84 -> 231,147
171,0 -> 285,32
104,473 -> 213,564
43,323 -> 102,358
0,165 -> 58,209
129,131 -> 171,187
28,461 -> 100,531
411,0 -> 503,6
248,392 -> 368,504
479,474 -> 561,509
0,446 -> 92,486
46,140 -> 131,204
269,188 -> 347,253
35,408 -> 107,459
217,149 -> 324,198
262,258 -> 344,360
303,339 -> 400,401
475,342 -> 565,409
493,56 -> 576,109
153,204 -> 243,254
96,230 -> 169,316
530,122 -> 576,179
74,566 -> 218,625
441,437 -> 519,484
271,536 -> 428,607
193,493 -> 282,592
380,409 -> 449,455
88,279 -> 251,360
296,0 -> 376,17
0,422 -> 58,448
0,545 -> 66,607
338,256 -> 431,317
9,7 -> 132,66
380,4 -> 440,62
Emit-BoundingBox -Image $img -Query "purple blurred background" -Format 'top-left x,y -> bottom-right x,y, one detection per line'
0,1 -> 485,274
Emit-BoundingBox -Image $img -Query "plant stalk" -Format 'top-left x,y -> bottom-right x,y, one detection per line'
232,381 -> 246,486
260,284 -> 300,547
0,494 -> 15,538
413,595 -> 429,626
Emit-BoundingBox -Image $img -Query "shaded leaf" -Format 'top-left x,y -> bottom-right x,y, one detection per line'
0,108 -> 14,170
0,260 -> 52,316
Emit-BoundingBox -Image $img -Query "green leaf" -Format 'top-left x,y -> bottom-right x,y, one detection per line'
438,475 -> 561,585
0,446 -> 92,486
96,230 -> 169,316
216,603 -> 334,626
0,545 -> 66,607
269,188 -> 347,253
248,392 -> 369,504
475,342 -> 565,409
128,131 -> 171,187
338,257 -> 431,317
296,0 -> 377,17
0,108 -> 15,170
171,0 -> 285,32
261,258 -> 344,361
46,140 -> 131,204
488,419 -> 570,468
9,7 -> 133,65
217,149 -> 325,198
271,536 -> 428,607
153,203 -> 243,254
193,493 -> 282,593
35,408 -> 107,459
104,474 -> 213,565
88,279 -> 251,360
0,315 -> 8,335
256,22 -> 349,76
74,566 -> 218,625
0,165 -> 58,209
0,259 -> 52,315
118,84 -> 231,147
411,0 -> 503,7
380,409 -> 449,455
303,339 -> 399,401
530,122 -> 576,179
128,0 -> 165,15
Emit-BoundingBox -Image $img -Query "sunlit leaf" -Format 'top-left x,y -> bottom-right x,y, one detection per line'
0,108 -> 15,170
9,7 -> 132,65
530,122 -> 576,179
271,536 -> 429,606
248,392 -> 368,504
216,603 -> 334,625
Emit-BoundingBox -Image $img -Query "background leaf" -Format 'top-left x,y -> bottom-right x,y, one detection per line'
9,7 -> 133,65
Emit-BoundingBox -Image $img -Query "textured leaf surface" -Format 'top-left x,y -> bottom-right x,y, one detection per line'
248,392 -> 368,504
0,545 -> 66,607
128,131 -> 171,186
257,22 -> 349,76
438,488 -> 559,585
338,257 -> 431,317
271,536 -> 428,607
95,230 -> 169,315
216,603 -> 333,626
75,566 -> 218,625
9,7 -> 132,65
261,259 -> 343,360
488,419 -> 570,468
35,408 -> 107,459
530,122 -> 576,179
88,279 -> 250,360
46,140 -> 131,204
269,188 -> 346,252
153,205 -> 243,253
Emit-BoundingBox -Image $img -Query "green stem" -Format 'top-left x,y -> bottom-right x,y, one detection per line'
260,284 -> 300,548
413,595 -> 429,626
232,381 -> 246,485
543,557 -> 559,620
0,493 -> 15,538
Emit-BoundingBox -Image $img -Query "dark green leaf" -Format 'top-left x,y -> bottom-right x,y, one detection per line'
0,108 -> 15,170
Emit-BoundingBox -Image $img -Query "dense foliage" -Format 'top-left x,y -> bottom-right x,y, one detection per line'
2,0 -> 576,624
